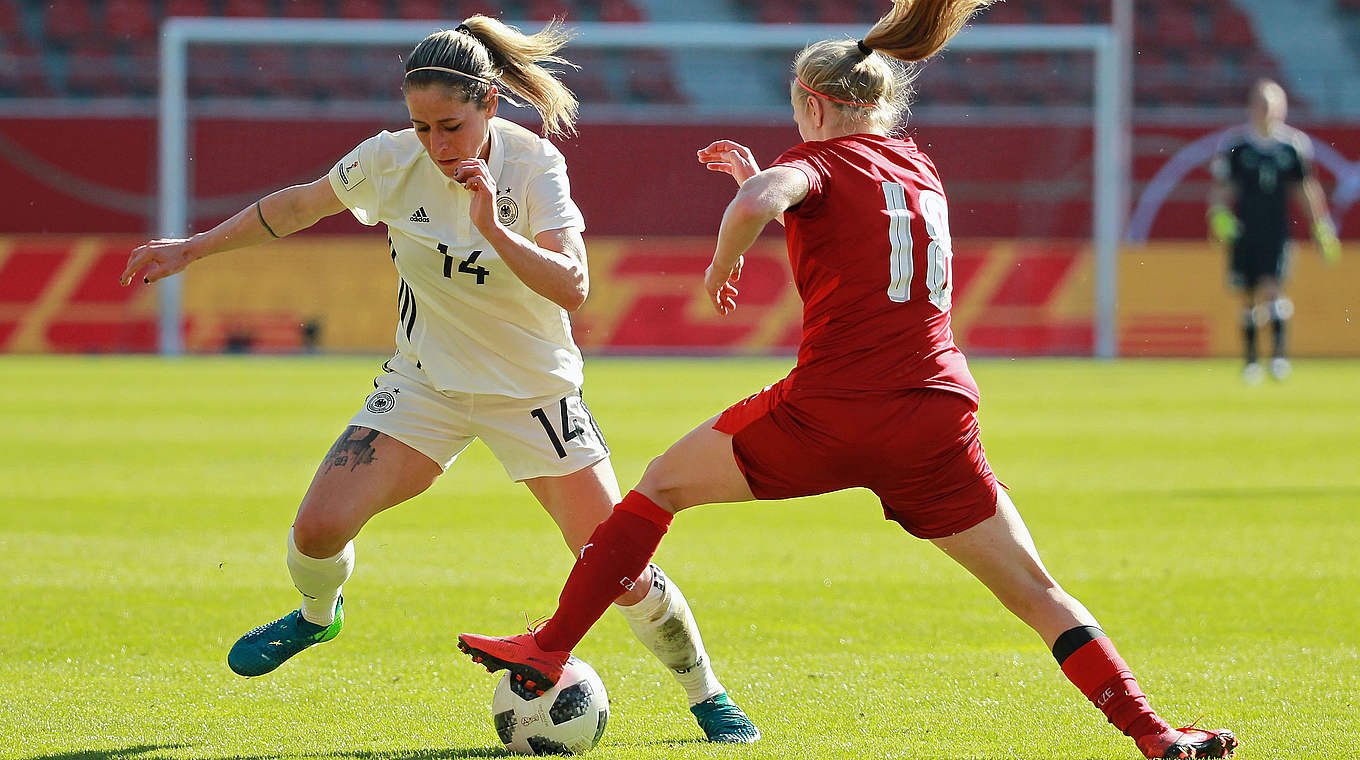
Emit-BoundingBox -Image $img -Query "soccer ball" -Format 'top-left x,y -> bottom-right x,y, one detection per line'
491,656 -> 610,755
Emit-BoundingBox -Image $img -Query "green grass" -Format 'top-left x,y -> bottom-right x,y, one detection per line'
2,356 -> 1357,760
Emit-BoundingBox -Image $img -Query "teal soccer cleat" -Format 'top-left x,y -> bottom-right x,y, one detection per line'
227,597 -> 344,677
690,693 -> 761,743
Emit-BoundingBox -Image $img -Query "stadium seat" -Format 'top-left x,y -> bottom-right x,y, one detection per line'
340,0 -> 389,20
560,49 -> 611,102
396,0 -> 441,19
599,0 -> 644,23
282,0 -> 330,19
164,0 -> 219,18
65,50 -> 127,97
0,42 -> 55,98
221,0 -> 274,17
103,0 -> 158,49
189,47 -> 246,98
624,49 -> 684,104
245,47 -> 301,98
42,0 -> 99,50
526,0 -> 575,21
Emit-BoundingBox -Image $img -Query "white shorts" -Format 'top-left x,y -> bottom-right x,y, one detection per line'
348,359 -> 610,481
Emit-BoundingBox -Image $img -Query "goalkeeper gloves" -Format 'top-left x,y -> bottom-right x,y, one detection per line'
1313,219 -> 1341,265
1207,205 -> 1240,243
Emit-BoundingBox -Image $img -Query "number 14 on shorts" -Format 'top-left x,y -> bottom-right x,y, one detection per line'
531,397 -> 584,459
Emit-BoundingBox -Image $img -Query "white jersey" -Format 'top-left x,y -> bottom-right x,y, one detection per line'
328,118 -> 586,398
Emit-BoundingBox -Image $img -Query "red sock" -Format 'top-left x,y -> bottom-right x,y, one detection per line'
534,491 -> 672,653
1056,628 -> 1169,739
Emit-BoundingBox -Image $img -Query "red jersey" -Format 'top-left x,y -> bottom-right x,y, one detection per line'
772,133 -> 978,406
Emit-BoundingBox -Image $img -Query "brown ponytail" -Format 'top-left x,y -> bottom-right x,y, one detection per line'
862,0 -> 996,63
404,15 -> 580,138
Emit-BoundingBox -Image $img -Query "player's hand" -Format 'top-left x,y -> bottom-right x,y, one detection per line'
704,256 -> 743,315
1314,219 -> 1342,265
120,238 -> 198,286
453,158 -> 497,233
1207,205 -> 1240,243
697,141 -> 760,187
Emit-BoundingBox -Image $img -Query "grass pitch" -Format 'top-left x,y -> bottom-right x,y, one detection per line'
2,356 -> 1357,760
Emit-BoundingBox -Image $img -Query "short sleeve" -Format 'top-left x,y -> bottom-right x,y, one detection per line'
772,144 -> 827,216
525,142 -> 585,236
328,135 -> 383,226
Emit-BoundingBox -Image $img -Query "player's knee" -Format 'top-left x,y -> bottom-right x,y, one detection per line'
1268,296 -> 1293,321
291,515 -> 350,558
636,454 -> 687,510
1241,306 -> 1258,328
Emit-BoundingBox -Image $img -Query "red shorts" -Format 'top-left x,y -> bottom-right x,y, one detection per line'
714,380 -> 998,539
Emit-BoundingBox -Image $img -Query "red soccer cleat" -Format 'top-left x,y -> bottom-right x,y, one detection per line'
457,632 -> 571,696
1136,724 -> 1239,759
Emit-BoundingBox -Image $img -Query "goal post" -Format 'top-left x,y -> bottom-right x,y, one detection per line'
157,18 -> 1124,357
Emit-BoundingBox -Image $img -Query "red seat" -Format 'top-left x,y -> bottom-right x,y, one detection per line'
43,0 -> 98,49
283,0 -> 330,18
0,43 -> 54,97
66,50 -> 127,96
527,0 -> 575,21
299,47 -> 352,100
245,46 -> 300,97
624,49 -> 683,104
104,0 -> 158,47
189,48 -> 246,97
164,0 -> 217,18
599,0 -> 644,22
222,0 -> 274,17
340,0 -> 389,19
397,0 -> 444,19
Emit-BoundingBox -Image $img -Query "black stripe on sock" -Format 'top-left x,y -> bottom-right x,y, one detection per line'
1052,625 -> 1107,665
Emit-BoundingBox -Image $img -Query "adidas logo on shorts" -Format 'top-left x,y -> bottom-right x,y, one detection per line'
410,207 -> 430,223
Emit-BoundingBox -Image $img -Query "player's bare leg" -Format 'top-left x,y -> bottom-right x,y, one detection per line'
464,419 -> 760,741
932,489 -> 1237,758
228,426 -> 441,677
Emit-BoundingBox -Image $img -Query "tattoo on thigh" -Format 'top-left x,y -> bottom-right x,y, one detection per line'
323,426 -> 380,474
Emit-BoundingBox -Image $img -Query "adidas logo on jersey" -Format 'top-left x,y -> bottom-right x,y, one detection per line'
409,207 -> 430,223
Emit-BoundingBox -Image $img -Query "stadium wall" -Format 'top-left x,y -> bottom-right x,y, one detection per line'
2,236 -> 1354,358
5,118 -> 1360,238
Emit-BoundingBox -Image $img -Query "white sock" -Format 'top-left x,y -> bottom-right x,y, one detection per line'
286,527 -> 353,626
615,564 -> 725,705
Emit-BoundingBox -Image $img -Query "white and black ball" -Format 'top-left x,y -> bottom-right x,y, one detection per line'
491,656 -> 609,755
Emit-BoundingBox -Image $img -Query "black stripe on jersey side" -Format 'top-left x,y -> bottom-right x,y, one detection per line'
403,281 -> 417,340
578,391 -> 611,456
388,236 -> 397,261
398,280 -> 411,323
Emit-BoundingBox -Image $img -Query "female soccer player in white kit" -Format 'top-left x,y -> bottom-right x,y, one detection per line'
118,16 -> 757,743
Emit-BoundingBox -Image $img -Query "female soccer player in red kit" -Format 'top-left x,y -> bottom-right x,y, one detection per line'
460,1 -> 1238,757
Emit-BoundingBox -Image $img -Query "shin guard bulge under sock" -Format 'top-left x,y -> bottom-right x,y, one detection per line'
616,563 -> 725,705
286,527 -> 353,625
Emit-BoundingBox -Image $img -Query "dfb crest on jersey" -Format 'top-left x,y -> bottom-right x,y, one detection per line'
496,195 -> 519,226
365,390 -> 395,414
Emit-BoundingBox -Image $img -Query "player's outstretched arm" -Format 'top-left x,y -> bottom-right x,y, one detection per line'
705,166 -> 809,315
120,175 -> 346,286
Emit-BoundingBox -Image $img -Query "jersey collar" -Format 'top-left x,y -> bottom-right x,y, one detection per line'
486,118 -> 506,185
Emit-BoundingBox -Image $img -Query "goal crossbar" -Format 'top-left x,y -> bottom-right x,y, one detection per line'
158,19 -> 1123,356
